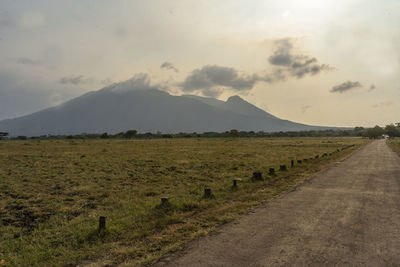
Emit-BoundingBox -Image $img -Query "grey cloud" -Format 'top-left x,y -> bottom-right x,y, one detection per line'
15,57 -> 42,65
269,38 -> 333,79
268,39 -> 294,66
181,65 -> 263,97
59,75 -> 114,86
330,81 -> 362,93
161,61 -> 179,72
177,39 -> 334,97
59,75 -> 86,85
301,105 -> 312,114
108,73 -> 174,94
372,101 -> 393,108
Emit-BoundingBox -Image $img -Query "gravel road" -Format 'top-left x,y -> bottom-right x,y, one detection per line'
157,140 -> 400,266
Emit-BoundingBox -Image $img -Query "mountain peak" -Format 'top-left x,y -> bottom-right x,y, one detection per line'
226,95 -> 244,103
0,82 -> 324,136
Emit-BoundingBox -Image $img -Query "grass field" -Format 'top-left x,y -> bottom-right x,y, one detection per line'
0,137 -> 368,266
388,138 -> 400,154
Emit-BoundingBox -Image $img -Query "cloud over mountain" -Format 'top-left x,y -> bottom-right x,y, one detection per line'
178,39 -> 334,97
181,65 -> 263,97
269,38 -> 333,79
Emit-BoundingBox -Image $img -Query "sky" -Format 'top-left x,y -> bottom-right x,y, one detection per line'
0,0 -> 399,127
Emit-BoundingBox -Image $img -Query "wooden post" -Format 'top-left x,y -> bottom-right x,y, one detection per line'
269,168 -> 275,175
99,216 -> 106,231
252,172 -> 263,181
233,179 -> 238,187
161,197 -> 169,205
204,188 -> 212,198
291,160 -> 294,168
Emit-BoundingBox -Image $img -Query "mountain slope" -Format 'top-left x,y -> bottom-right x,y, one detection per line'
0,83 -> 329,136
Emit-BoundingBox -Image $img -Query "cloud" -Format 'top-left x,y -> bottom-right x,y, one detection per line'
59,75 -> 114,86
372,101 -> 393,108
369,84 -> 376,91
59,75 -> 86,85
269,38 -> 333,79
109,73 -> 160,93
181,65 -> 263,97
301,105 -> 312,113
15,57 -> 42,65
174,39 -> 335,97
19,10 -> 46,29
161,61 -> 179,72
330,81 -> 362,93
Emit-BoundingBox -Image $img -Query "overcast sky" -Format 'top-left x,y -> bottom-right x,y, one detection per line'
0,0 -> 399,127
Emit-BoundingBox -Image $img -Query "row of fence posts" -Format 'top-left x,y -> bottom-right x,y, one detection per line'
97,144 -> 356,231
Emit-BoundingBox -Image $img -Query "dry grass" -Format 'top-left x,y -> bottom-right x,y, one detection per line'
387,138 -> 400,154
0,137 -> 368,266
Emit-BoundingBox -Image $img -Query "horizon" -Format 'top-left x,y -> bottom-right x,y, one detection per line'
0,1 -> 399,127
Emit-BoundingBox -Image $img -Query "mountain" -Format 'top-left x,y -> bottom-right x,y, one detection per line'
0,80 -> 330,136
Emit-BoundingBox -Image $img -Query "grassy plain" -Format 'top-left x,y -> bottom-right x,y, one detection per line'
0,137 -> 368,266
387,138 -> 400,154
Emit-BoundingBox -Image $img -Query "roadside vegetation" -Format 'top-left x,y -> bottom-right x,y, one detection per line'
387,138 -> 400,154
0,137 -> 368,265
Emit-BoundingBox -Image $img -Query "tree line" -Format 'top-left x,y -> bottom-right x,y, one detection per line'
1,123 -> 399,140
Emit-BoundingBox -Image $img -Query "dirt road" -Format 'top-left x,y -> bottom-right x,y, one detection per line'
157,140 -> 400,266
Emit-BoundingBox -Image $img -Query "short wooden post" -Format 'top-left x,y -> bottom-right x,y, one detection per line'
279,165 -> 287,171
99,216 -> 106,231
315,154 -> 319,159
204,188 -> 212,198
269,168 -> 275,175
252,172 -> 263,180
233,179 -> 238,187
161,197 -> 169,205
291,160 -> 294,167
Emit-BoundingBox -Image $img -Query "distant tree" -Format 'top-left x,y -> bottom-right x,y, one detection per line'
385,124 -> 400,137
363,125 -> 384,139
353,127 -> 365,136
124,130 -> 137,139
229,129 -> 240,137
0,132 -> 8,140
100,132 -> 109,139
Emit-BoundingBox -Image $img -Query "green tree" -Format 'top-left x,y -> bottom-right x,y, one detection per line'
229,129 -> 240,137
0,132 -> 8,140
363,125 -> 384,139
124,130 -> 137,139
385,124 -> 400,137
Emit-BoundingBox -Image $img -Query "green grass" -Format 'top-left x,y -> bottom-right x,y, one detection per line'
387,138 -> 400,154
0,137 -> 368,266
